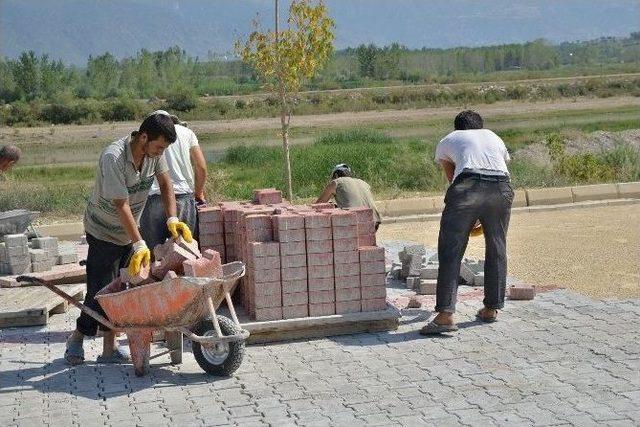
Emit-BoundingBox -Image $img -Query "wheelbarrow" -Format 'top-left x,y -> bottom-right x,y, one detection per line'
17,261 -> 249,377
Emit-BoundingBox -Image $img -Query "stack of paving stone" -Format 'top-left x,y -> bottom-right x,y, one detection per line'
197,189 -> 387,321
0,234 -> 31,275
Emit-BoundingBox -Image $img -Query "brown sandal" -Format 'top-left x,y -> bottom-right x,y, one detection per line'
476,308 -> 498,323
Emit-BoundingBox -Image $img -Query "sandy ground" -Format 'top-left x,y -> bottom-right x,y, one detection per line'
378,204 -> 640,299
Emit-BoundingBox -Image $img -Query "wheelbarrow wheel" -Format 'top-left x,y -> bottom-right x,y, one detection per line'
192,315 -> 244,376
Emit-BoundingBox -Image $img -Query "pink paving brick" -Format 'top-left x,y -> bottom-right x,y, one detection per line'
119,263 -> 151,286
362,286 -> 386,299
334,263 -> 360,277
253,281 -> 282,297
244,214 -> 273,230
333,237 -> 358,252
282,279 -> 308,294
254,292 -> 282,309
356,221 -> 376,235
307,253 -> 333,266
249,242 -> 280,258
199,234 -> 225,247
151,241 -> 197,278
308,277 -> 334,292
361,298 -> 387,312
508,285 -> 536,300
334,275 -> 360,289
275,228 -> 306,243
350,206 -> 374,223
281,266 -> 307,281
310,202 -> 334,211
247,255 -> 280,270
253,188 -> 283,205
182,249 -> 223,278
308,264 -> 334,279
330,210 -> 357,227
254,307 -> 283,321
309,290 -> 335,304
336,300 -> 361,314
360,260 -> 385,275
303,212 -> 332,229
283,304 -> 309,319
197,206 -> 223,223
200,221 -> 224,234
305,227 -> 332,241
309,302 -> 335,317
336,287 -> 361,302
334,250 -> 359,264
281,254 -> 307,268
282,292 -> 308,306
306,240 -> 333,254
272,214 -> 305,230
332,225 -> 358,239
360,273 -> 386,288
358,235 -> 377,247
280,241 -> 307,256
359,246 -> 385,262
254,269 -> 281,283
245,228 -> 273,242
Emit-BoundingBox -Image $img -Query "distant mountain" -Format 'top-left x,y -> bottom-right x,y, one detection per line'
1,0 -> 639,65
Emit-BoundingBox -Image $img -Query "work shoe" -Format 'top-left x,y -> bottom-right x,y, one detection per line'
419,320 -> 458,335
96,346 -> 131,364
64,339 -> 85,366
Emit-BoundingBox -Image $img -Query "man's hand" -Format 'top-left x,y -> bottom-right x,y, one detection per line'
128,240 -> 150,276
167,217 -> 193,242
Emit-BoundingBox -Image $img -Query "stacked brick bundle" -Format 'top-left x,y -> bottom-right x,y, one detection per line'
0,234 -> 78,275
0,234 -> 30,275
197,190 -> 387,321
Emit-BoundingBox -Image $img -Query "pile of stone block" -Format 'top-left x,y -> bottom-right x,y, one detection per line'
399,244 -> 486,295
0,234 -> 79,275
197,190 -> 387,321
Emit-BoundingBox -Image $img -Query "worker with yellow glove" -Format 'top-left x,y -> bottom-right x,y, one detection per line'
65,113 -> 190,366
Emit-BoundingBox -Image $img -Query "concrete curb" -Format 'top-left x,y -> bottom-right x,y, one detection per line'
382,198 -> 640,225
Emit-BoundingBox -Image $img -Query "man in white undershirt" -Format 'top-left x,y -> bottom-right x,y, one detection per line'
421,110 -> 514,334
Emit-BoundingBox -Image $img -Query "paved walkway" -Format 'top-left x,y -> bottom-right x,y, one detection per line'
1,289 -> 639,426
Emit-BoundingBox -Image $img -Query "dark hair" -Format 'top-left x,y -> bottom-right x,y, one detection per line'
0,145 -> 21,161
454,110 -> 483,130
331,164 -> 353,179
137,114 -> 177,143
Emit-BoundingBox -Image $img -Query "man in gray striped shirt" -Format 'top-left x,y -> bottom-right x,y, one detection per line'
65,113 -> 193,365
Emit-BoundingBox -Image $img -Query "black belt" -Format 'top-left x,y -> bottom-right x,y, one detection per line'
457,172 -> 510,183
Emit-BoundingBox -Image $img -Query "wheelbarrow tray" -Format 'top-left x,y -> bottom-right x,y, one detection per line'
95,261 -> 244,329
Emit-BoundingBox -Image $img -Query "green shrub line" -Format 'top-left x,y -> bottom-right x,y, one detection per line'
2,76 -> 640,127
2,128 -> 639,217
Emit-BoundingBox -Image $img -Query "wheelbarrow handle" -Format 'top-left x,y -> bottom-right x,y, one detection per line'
16,275 -> 117,331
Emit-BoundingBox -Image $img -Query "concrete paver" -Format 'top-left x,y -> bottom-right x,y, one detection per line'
0,288 -> 638,426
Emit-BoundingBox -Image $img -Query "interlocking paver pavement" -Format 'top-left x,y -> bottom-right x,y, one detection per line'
1,289 -> 639,426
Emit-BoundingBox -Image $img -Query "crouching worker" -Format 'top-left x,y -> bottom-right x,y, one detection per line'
64,113 -> 193,365
421,110 -> 513,335
315,163 -> 381,230
140,110 -> 207,251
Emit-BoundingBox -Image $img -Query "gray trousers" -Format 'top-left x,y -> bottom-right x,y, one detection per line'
435,173 -> 514,313
139,193 -> 199,254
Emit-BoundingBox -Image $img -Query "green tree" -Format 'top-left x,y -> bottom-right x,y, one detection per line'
355,44 -> 378,78
236,0 -> 335,200
13,51 -> 41,100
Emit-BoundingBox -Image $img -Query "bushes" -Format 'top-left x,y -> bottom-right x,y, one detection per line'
164,88 -> 198,112
100,98 -> 142,121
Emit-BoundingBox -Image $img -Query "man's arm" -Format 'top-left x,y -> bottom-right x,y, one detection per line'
113,199 -> 143,243
157,171 -> 177,218
315,180 -> 337,203
189,146 -> 207,203
440,160 -> 455,184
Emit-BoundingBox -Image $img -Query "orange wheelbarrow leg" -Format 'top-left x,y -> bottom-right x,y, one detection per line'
126,329 -> 153,377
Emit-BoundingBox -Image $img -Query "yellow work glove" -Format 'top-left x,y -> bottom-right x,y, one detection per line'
128,240 -> 150,276
167,216 -> 193,243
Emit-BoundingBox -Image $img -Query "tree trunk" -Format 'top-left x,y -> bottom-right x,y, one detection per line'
280,107 -> 293,201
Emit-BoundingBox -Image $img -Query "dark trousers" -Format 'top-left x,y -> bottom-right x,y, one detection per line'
139,193 -> 199,254
435,173 -> 514,313
76,233 -> 132,336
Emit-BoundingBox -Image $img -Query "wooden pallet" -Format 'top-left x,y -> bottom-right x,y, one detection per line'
0,283 -> 85,328
0,264 -> 86,288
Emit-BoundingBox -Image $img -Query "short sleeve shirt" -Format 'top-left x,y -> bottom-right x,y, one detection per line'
149,124 -> 199,195
84,135 -> 169,245
435,129 -> 510,181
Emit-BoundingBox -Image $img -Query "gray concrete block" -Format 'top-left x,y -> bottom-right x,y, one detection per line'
29,249 -> 48,262
7,246 -> 28,258
30,261 -> 52,273
3,234 -> 28,248
406,276 -> 420,290
418,279 -> 437,295
459,263 -> 476,285
473,272 -> 484,287
9,263 -> 31,275
57,252 -> 78,265
31,237 -> 58,251
420,265 -> 438,280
